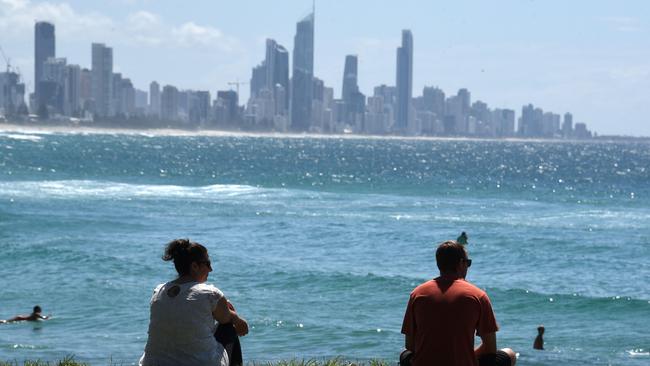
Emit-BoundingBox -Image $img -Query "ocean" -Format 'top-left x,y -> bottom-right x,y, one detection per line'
0,129 -> 648,365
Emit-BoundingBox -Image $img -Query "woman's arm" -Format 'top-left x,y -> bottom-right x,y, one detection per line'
212,297 -> 249,336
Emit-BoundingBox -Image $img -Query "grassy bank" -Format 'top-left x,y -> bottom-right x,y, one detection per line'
0,358 -> 392,366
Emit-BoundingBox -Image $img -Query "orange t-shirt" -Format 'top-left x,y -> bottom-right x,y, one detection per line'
401,277 -> 499,366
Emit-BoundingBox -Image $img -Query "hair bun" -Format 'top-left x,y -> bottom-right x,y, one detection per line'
162,238 -> 191,261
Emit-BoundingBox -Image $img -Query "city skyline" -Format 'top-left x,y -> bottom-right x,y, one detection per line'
0,9 -> 598,139
1,0 -> 649,135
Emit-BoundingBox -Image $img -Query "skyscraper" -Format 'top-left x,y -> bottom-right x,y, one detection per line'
250,63 -> 266,99
265,39 -> 290,114
456,88 -> 471,134
64,64 -> 81,117
341,55 -> 358,103
249,38 -> 290,123
34,21 -> 55,109
341,55 -> 364,128
562,112 -> 573,138
160,85 -> 179,121
149,81 -> 160,117
395,30 -> 413,133
290,12 -> 315,131
0,72 -> 26,116
91,43 -> 113,118
41,57 -> 67,114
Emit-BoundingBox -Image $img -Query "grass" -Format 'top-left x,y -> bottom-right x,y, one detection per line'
254,361 -> 390,366
0,356 -> 88,366
0,358 -> 392,366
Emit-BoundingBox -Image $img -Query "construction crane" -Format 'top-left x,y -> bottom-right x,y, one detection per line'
0,45 -> 12,73
227,79 -> 249,96
0,44 -> 27,117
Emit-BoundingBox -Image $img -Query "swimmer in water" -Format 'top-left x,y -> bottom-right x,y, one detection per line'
0,306 -> 50,323
456,231 -> 468,245
533,325 -> 545,350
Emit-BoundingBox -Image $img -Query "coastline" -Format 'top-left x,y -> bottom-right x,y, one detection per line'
1,122 -> 645,143
0,359 -> 391,366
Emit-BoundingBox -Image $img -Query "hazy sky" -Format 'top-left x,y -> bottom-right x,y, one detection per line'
1,0 -> 649,136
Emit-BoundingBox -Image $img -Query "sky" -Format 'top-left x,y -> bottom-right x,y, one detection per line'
1,0 -> 649,136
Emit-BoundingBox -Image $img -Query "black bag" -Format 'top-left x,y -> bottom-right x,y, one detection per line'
214,323 -> 243,366
400,349 -> 413,366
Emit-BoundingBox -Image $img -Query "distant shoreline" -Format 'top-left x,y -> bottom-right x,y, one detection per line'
1,122 -> 648,143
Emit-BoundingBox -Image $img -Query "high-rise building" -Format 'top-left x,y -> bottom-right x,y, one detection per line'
79,68 -> 92,112
112,72 -> 123,115
542,112 -> 561,137
395,30 -> 413,133
456,88 -> 471,134
266,39 -> 290,113
573,122 -> 591,139
250,64 -> 266,99
0,71 -> 26,116
160,85 -> 179,121
135,89 -> 148,112
373,84 -> 397,128
91,43 -> 113,118
34,21 -> 55,109
422,86 -> 446,118
562,112 -> 573,138
189,91 -> 210,124
493,109 -> 516,137
471,100 -> 492,136
41,57 -> 67,114
341,55 -> 359,124
290,12 -> 315,131
64,64 -> 81,117
365,95 -> 390,135
445,95 -> 463,135
519,104 -> 544,137
119,78 -> 135,116
342,55 -> 358,103
149,81 -> 160,117
216,90 -> 239,124
250,39 -> 290,119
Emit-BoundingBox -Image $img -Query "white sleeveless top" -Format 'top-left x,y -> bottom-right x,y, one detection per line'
139,281 -> 228,366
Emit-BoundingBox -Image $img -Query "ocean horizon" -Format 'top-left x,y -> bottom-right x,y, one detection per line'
1,128 -> 648,365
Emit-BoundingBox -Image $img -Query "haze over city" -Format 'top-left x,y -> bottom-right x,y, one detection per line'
1,0 -> 649,136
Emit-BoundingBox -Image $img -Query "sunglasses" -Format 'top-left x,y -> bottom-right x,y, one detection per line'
463,258 -> 472,267
197,260 -> 212,269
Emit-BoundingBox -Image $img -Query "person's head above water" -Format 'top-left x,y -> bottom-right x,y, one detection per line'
162,239 -> 212,280
537,325 -> 545,334
436,240 -> 471,277
32,305 -> 42,314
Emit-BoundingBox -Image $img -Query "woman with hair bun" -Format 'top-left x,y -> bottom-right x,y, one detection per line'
140,239 -> 248,366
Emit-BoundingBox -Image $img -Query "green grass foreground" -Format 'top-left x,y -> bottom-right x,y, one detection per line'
0,357 -> 392,366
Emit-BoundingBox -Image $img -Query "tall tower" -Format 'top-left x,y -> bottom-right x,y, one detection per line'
341,55 -> 358,103
91,43 -> 113,118
562,112 -> 573,138
265,39 -> 290,113
395,30 -> 413,133
34,21 -> 55,108
149,81 -> 160,117
290,11 -> 315,131
342,55 -> 359,124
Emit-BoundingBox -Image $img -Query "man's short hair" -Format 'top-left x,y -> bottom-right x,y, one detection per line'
436,240 -> 467,272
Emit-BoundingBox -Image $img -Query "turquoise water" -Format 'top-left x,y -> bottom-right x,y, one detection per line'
0,130 -> 648,365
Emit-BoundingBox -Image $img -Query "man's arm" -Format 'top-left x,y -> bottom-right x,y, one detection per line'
212,297 -> 249,337
401,294 -> 416,351
404,332 -> 415,351
475,331 -> 497,357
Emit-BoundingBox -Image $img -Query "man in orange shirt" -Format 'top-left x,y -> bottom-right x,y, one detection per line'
401,241 -> 516,366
